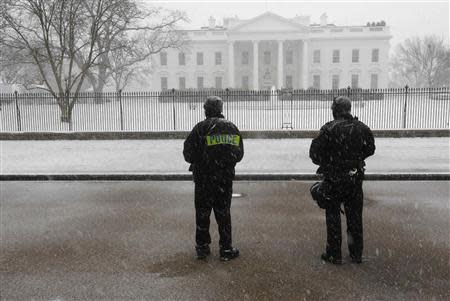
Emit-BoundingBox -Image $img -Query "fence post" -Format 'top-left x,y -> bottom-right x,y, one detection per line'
118,89 -> 124,131
14,91 -> 22,131
226,88 -> 229,117
172,88 -> 176,130
402,85 -> 409,128
347,86 -> 351,97
67,90 -> 72,131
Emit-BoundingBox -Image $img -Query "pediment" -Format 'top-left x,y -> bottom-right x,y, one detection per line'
229,12 -> 306,33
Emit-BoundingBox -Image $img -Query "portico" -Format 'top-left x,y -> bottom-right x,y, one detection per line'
227,39 -> 309,89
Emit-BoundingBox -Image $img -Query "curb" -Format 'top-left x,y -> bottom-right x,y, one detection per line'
1,173 -> 449,181
0,129 -> 449,140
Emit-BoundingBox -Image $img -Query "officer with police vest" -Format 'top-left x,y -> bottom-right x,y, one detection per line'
183,96 -> 244,261
309,96 -> 375,264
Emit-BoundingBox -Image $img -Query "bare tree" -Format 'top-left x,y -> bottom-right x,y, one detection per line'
1,0 -> 186,122
391,35 -> 450,88
77,2 -> 187,93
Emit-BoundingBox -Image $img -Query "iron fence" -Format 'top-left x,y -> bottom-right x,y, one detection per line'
0,87 -> 449,132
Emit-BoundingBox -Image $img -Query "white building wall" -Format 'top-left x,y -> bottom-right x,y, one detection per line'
150,13 -> 391,91
308,39 -> 389,89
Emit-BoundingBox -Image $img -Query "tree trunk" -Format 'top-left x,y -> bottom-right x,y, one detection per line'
59,96 -> 72,123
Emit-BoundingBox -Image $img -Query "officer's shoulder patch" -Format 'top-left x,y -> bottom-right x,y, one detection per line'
206,134 -> 240,146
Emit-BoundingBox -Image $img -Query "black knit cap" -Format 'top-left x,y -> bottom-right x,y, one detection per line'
204,96 -> 223,117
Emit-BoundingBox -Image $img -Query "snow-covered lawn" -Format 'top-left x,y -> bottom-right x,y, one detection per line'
1,138 -> 448,174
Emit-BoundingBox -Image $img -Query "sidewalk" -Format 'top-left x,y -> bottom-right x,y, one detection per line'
1,138 -> 448,174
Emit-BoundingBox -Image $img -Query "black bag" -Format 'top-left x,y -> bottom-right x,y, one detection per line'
310,181 -> 333,209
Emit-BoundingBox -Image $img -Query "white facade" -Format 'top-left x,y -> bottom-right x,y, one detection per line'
151,12 -> 391,91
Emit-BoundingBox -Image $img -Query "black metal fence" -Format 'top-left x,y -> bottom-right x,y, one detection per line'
0,87 -> 449,132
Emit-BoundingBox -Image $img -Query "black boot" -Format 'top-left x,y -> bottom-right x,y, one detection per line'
196,245 -> 211,260
220,248 -> 240,261
321,253 -> 342,265
350,255 -> 362,264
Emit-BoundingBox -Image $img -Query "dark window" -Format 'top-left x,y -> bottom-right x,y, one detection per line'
197,77 -> 204,89
178,52 -> 185,65
242,51 -> 249,65
352,49 -> 359,63
332,50 -> 340,63
370,74 -> 378,89
286,51 -> 293,65
313,75 -> 320,89
242,76 -> 249,89
372,49 -> 379,62
161,77 -> 168,90
160,52 -> 167,66
332,75 -> 339,89
215,52 -> 222,65
197,52 -> 203,65
313,50 -> 321,63
215,76 -> 222,89
264,51 -> 271,64
179,77 -> 185,90
351,74 -> 359,89
286,75 -> 293,88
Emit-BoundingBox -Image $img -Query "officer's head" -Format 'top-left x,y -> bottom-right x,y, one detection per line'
204,96 -> 223,118
331,96 -> 352,119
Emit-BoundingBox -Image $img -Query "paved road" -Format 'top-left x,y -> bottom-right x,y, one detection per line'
1,181 -> 449,300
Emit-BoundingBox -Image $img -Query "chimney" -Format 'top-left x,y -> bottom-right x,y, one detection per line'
209,16 -> 216,28
320,13 -> 328,26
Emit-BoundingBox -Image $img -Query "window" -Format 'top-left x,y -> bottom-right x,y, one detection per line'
178,52 -> 185,66
332,50 -> 340,63
215,76 -> 222,89
372,49 -> 379,62
197,77 -> 204,89
351,74 -> 359,89
242,51 -> 249,65
160,77 -> 168,90
286,51 -> 293,65
197,52 -> 203,65
370,74 -> 378,89
332,75 -> 339,89
313,75 -> 320,89
242,76 -> 249,89
352,49 -> 359,63
215,52 -> 222,65
286,75 -> 293,88
264,51 -> 271,64
178,77 -> 186,90
160,52 -> 167,66
313,50 -> 321,63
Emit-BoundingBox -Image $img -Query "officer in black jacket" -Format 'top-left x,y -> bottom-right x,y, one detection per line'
183,96 -> 244,261
309,96 -> 375,264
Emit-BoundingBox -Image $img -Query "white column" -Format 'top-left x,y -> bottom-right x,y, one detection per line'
277,40 -> 284,89
228,41 -> 235,88
302,40 -> 309,89
253,40 -> 259,90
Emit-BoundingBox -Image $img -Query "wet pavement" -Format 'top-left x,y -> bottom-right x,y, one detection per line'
1,181 -> 449,300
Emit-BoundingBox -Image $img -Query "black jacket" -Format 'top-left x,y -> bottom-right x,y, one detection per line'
183,114 -> 244,180
309,114 -> 375,179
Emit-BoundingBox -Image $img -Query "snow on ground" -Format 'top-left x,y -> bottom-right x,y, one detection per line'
1,137 -> 448,174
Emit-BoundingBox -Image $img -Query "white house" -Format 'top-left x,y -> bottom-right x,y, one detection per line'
151,12 -> 391,91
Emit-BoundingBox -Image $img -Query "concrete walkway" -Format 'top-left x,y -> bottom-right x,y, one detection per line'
1,138 -> 449,174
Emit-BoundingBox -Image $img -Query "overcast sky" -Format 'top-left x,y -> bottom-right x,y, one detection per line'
142,0 -> 449,50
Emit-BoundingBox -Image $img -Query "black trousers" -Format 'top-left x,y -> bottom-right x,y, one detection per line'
324,178 -> 364,259
194,174 -> 233,249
